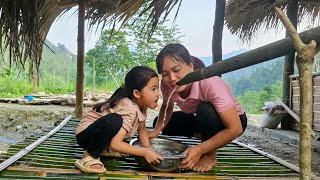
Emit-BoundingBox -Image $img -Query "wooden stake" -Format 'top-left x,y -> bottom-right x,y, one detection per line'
275,7 -> 319,180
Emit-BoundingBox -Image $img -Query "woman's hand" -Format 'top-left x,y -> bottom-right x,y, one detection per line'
148,129 -> 160,138
144,148 -> 164,164
179,145 -> 203,169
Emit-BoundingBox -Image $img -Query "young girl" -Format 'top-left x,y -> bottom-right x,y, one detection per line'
148,43 -> 247,172
75,66 -> 163,174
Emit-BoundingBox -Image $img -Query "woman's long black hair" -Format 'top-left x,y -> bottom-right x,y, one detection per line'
93,66 -> 158,112
156,43 -> 205,73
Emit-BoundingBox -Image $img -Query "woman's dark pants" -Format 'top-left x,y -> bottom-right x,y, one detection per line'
153,102 -> 247,141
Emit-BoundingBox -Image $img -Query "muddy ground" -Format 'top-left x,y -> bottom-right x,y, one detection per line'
0,102 -> 319,177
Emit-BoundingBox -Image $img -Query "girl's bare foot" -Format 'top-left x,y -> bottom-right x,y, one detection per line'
192,151 -> 217,172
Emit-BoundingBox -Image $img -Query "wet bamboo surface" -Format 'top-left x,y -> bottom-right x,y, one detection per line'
0,118 -> 299,179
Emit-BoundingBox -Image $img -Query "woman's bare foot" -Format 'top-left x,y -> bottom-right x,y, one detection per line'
83,151 -> 103,171
192,151 -> 217,172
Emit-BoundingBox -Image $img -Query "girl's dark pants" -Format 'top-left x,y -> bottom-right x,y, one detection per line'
153,102 -> 247,141
76,113 -> 123,158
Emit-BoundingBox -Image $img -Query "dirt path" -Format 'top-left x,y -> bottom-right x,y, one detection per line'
0,103 -> 319,177
236,114 -> 320,177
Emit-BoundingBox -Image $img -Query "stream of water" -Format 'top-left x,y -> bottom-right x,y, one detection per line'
162,87 -> 176,128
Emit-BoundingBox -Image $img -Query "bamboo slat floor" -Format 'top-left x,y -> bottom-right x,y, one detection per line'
0,118 -> 300,179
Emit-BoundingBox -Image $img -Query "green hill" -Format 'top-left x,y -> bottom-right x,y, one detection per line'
40,40 -> 77,89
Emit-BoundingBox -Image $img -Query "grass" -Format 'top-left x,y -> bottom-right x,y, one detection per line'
0,75 -> 119,98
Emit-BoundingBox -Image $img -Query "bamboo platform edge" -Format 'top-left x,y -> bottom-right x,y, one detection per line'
233,140 -> 320,180
0,115 -> 73,172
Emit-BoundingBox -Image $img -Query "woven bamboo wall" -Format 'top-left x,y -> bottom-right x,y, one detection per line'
290,75 -> 320,132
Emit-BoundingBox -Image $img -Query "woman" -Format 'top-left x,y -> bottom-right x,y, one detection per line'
148,43 -> 247,172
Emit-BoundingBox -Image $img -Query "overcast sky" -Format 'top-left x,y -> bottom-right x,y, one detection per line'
46,0 -> 285,57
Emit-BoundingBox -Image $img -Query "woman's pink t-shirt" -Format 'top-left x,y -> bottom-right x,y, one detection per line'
161,76 -> 244,115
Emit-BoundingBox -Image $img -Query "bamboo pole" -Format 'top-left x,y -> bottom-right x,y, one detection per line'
275,7 -> 319,180
176,26 -> 320,86
5,166 -> 229,179
0,115 -> 72,171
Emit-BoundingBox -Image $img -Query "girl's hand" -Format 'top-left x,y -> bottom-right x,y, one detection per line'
180,146 -> 202,169
144,148 -> 164,164
148,129 -> 160,138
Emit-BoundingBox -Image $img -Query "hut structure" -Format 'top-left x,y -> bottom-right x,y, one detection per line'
0,0 -> 319,179
0,0 -> 182,117
225,0 -> 320,130
223,0 -> 320,178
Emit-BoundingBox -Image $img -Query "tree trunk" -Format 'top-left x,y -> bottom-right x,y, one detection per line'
275,7 -> 319,180
75,0 -> 86,118
32,63 -> 38,94
212,0 -> 225,77
297,52 -> 314,180
281,0 -> 298,130
176,26 -> 320,86
92,57 -> 96,90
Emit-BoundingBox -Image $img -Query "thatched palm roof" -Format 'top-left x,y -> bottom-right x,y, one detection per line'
0,0 -> 181,69
225,0 -> 320,42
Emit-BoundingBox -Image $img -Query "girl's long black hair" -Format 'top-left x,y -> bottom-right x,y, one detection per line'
93,66 -> 158,112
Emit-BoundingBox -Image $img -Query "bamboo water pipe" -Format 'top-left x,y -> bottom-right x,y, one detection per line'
176,26 -> 320,86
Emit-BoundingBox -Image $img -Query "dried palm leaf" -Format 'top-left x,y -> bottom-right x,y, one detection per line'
225,0 -> 320,42
0,0 -> 181,73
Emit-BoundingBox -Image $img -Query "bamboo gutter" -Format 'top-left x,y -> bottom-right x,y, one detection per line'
176,26 -> 320,86
0,118 -> 302,179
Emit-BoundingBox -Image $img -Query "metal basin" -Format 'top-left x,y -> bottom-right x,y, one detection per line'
129,137 -> 188,172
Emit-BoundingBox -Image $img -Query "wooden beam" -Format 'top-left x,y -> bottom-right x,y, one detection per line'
177,26 -> 320,86
57,0 -> 104,8
6,166 -> 228,179
7,166 -> 81,173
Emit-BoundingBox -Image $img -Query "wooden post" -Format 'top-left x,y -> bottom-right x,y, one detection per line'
212,0 -> 225,78
67,67 -> 70,90
24,69 -> 27,93
32,62 -> 38,94
53,70 -> 56,87
75,0 -> 86,118
275,7 -> 319,180
281,0 -> 298,130
92,57 -> 96,90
